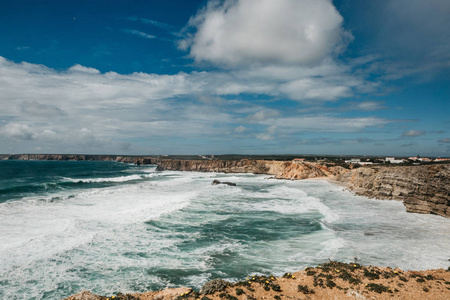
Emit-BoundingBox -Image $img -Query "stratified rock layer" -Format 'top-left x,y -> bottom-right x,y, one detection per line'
155,159 -> 449,218
335,164 -> 450,217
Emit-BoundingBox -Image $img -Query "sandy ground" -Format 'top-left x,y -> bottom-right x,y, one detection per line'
64,262 -> 450,300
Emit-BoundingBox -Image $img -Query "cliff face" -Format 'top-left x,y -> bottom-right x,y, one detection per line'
0,154 -> 148,164
335,164 -> 450,217
155,159 -> 449,218
154,159 -> 341,179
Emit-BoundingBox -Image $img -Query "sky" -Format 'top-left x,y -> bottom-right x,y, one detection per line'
0,0 -> 449,156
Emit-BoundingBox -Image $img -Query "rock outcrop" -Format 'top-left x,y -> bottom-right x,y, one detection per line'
335,164 -> 450,217
212,179 -> 236,186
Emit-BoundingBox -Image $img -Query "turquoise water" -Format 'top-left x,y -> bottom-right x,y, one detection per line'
0,160 -> 449,299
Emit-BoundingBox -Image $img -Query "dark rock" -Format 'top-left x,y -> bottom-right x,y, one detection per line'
212,180 -> 236,186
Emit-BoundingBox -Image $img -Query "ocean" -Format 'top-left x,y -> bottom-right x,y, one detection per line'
0,160 -> 449,299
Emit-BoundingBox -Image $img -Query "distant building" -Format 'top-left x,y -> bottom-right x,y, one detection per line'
408,157 -> 419,161
345,158 -> 361,164
418,158 -> 431,162
386,157 -> 404,164
434,158 -> 450,162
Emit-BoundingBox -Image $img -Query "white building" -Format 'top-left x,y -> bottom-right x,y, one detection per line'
386,157 -> 404,164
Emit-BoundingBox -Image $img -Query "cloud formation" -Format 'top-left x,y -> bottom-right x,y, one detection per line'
122,29 -> 156,39
180,0 -> 352,67
0,56 -> 394,154
402,130 -> 426,137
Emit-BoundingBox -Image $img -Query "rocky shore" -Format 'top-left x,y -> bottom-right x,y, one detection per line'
153,159 -> 450,218
64,262 -> 450,300
1,154 -> 449,217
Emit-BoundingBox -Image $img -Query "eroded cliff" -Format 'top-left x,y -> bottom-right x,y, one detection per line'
155,159 -> 449,217
154,159 -> 343,179
335,164 -> 450,217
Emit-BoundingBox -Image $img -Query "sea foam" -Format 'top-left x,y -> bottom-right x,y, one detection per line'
1,164 -> 449,300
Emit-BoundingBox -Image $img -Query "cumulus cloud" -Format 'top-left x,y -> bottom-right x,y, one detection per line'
401,130 -> 426,137
2,123 -> 37,140
180,0 -> 352,67
68,65 -> 101,74
246,110 -> 280,122
0,56 -> 396,154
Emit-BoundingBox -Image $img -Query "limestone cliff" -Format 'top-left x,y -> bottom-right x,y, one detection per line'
0,153 -> 148,164
154,159 -> 339,179
154,159 -> 449,217
335,164 -> 450,217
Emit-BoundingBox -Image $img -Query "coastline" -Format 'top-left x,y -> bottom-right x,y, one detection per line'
1,157 -> 450,299
64,262 -> 450,300
1,154 -> 448,217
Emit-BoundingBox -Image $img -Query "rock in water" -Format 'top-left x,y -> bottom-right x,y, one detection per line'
212,179 -> 236,186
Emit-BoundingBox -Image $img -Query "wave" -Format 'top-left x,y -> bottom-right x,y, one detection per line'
62,173 -> 155,183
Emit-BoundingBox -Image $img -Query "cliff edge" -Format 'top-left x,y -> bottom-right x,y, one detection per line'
155,159 -> 449,218
335,164 -> 450,217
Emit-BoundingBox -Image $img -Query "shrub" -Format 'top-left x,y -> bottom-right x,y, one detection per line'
364,269 -> 380,280
235,288 -> 244,296
366,283 -> 390,294
298,284 -> 315,294
201,279 -> 231,295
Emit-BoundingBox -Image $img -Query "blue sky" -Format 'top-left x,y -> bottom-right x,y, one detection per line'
0,0 -> 449,156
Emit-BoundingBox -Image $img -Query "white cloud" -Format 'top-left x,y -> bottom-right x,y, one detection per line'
353,101 -> 386,111
0,56 -> 395,154
401,130 -> 426,137
68,64 -> 101,74
2,123 -> 37,140
181,0 -> 352,67
127,16 -> 173,30
122,29 -> 156,39
249,116 -> 391,133
19,101 -> 66,117
256,125 -> 277,140
234,125 -> 246,133
439,137 -> 450,143
246,110 -> 280,122
280,78 -> 352,101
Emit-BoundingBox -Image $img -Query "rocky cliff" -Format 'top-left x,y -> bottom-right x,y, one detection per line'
154,159 -> 344,179
335,164 -> 450,217
0,153 -> 149,164
155,159 -> 449,218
